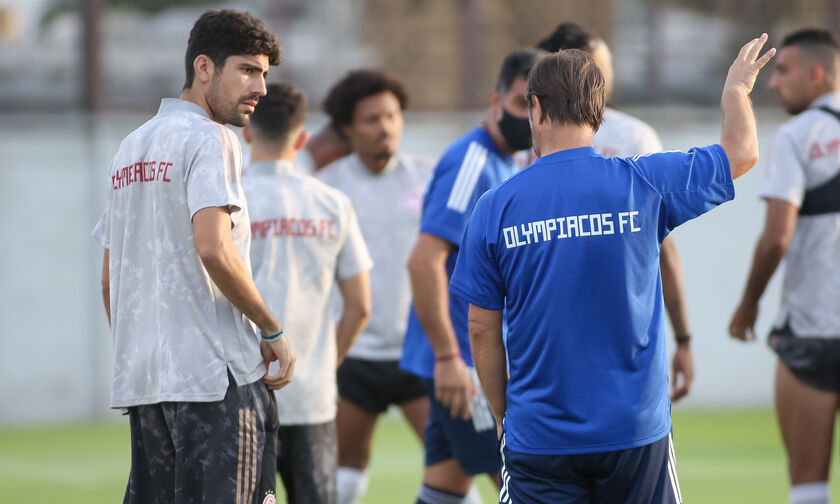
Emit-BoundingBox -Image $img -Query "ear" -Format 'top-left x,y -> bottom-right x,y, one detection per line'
532,96 -> 546,125
242,125 -> 252,144
193,54 -> 215,85
811,64 -> 827,86
294,130 -> 309,151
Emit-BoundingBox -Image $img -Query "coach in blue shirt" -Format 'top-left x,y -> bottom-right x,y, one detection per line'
450,36 -> 775,503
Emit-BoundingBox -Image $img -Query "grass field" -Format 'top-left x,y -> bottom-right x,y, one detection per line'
1,409 -> 838,503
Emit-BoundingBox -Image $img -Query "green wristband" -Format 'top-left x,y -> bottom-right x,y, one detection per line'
261,329 -> 284,342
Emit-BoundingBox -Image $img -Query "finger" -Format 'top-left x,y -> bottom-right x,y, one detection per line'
746,33 -> 768,61
755,47 -> 777,70
671,384 -> 689,402
462,392 -> 473,421
738,37 -> 759,60
449,392 -> 463,418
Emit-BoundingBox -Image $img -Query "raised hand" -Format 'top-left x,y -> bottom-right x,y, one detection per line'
724,33 -> 776,96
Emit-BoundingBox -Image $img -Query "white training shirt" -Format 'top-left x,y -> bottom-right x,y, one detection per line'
91,98 -> 264,408
243,160 -> 373,424
318,153 -> 434,360
760,92 -> 840,338
593,107 -> 663,157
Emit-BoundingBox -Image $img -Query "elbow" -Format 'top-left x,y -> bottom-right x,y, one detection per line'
729,149 -> 759,179
195,240 -> 224,269
351,297 -> 372,325
406,251 -> 426,281
759,234 -> 790,259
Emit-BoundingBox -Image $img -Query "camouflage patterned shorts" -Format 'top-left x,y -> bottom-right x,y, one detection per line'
123,372 -> 280,504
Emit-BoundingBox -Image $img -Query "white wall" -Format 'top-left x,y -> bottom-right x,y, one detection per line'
0,107 -> 789,423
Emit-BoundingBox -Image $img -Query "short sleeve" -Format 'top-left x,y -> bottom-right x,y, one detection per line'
421,143 -> 489,246
449,196 -> 505,311
92,207 -> 110,248
632,144 -> 734,230
336,200 -> 374,280
759,128 -> 805,208
186,125 -> 245,220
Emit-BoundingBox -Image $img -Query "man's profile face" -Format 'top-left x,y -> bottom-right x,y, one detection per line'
344,91 -> 404,164
498,77 -> 530,119
769,46 -> 817,115
206,54 -> 269,127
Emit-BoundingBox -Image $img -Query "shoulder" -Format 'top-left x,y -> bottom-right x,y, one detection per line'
304,175 -> 355,215
316,154 -> 353,185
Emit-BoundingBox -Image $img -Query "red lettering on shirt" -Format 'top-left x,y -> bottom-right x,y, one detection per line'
250,218 -> 339,240
111,160 -> 174,190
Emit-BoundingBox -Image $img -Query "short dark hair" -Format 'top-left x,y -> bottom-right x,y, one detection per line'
323,69 -> 409,129
249,83 -> 307,147
536,22 -> 597,54
496,48 -> 546,94
183,9 -> 281,89
527,49 -> 604,131
781,28 -> 839,50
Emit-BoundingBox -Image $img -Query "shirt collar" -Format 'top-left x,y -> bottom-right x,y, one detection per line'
533,146 -> 599,165
246,160 -> 296,176
157,98 -> 212,119
811,92 -> 840,110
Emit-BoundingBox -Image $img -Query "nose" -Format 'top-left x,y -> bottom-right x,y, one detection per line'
253,74 -> 267,97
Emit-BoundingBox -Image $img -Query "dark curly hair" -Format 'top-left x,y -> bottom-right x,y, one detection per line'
536,22 -> 597,54
249,82 -> 308,147
183,9 -> 281,89
322,69 -> 409,129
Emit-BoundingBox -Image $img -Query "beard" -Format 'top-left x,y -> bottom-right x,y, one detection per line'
206,78 -> 258,127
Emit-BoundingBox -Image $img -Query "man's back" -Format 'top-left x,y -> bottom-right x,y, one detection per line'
451,145 -> 733,454
244,161 -> 372,423
93,98 -> 262,408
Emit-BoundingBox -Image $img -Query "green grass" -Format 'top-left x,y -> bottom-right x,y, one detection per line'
1,410 -> 838,503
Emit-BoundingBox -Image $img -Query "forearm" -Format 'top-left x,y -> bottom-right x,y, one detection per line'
101,249 -> 111,325
335,272 -> 371,365
740,236 -> 786,305
720,87 -> 760,179
468,305 -> 507,422
200,241 -> 280,333
659,237 -> 690,338
410,261 -> 459,357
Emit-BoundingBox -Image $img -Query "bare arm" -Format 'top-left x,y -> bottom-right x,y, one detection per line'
193,206 -> 295,389
335,271 -> 372,366
659,236 -> 694,401
729,199 -> 798,341
407,232 -> 474,419
720,34 -> 776,179
468,304 -> 506,436
101,248 -> 110,325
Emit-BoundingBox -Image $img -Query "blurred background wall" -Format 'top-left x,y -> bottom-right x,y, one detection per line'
1,0 -> 838,422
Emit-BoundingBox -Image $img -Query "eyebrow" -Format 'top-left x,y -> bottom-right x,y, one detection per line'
240,63 -> 266,73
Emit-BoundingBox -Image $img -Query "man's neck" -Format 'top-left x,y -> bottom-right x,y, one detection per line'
249,145 -> 297,164
179,88 -> 216,123
535,124 -> 594,158
357,151 -> 393,174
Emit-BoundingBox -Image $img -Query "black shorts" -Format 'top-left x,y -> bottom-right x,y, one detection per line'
770,323 -> 840,392
123,372 -> 279,504
336,357 -> 426,413
500,432 -> 681,504
277,421 -> 336,504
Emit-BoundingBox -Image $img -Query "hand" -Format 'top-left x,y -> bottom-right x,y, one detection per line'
729,301 -> 759,342
260,337 -> 296,390
434,357 -> 475,421
723,33 -> 776,96
670,343 -> 694,402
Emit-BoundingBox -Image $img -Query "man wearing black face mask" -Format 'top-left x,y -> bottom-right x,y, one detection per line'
399,48 -> 545,504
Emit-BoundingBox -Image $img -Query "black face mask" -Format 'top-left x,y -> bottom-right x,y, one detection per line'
497,107 -> 533,151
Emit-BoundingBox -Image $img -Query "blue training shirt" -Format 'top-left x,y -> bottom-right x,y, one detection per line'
400,126 -> 516,378
449,145 -> 733,455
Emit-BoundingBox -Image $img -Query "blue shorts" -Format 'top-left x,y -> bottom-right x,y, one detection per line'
421,378 -> 499,475
499,432 -> 682,504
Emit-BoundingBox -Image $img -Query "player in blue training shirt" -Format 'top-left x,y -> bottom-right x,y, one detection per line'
450,37 -> 775,503
399,48 -> 545,504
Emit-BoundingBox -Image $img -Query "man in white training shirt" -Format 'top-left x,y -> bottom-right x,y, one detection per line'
730,29 -> 840,504
317,69 -> 435,504
242,82 -> 373,504
92,10 -> 294,504
537,22 -> 695,401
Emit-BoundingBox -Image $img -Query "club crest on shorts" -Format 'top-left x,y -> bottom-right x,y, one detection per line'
262,491 -> 276,504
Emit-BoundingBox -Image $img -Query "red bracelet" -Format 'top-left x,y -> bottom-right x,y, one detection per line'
435,352 -> 460,362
